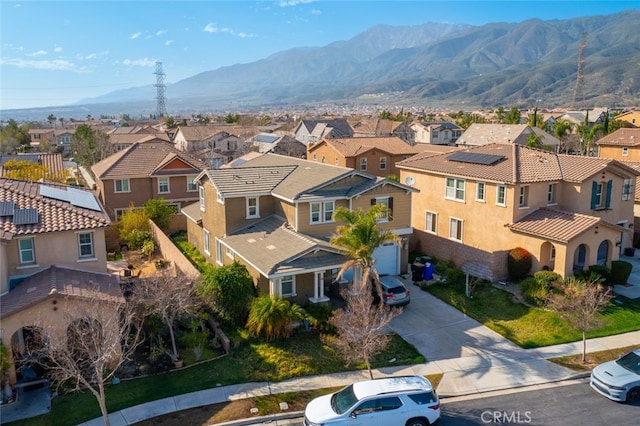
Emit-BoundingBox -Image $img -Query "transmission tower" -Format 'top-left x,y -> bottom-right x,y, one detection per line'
573,31 -> 587,110
154,61 -> 167,117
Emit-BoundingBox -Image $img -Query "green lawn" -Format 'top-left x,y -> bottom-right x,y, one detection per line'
425,281 -> 640,348
13,332 -> 423,426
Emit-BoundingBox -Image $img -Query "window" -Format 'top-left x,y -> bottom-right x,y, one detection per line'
360,157 -> 367,171
199,186 -> 205,211
623,147 -> 629,156
445,177 -> 465,201
215,239 -> 222,265
313,154 -> 317,161
114,179 -> 130,193
519,186 -> 529,208
372,197 -> 392,222
321,155 -> 326,163
449,217 -> 463,242
425,211 -> 437,234
226,246 -> 234,260
379,156 -> 387,170
623,178 -> 633,201
78,232 -> 94,258
550,245 -> 556,260
280,275 -> 295,297
496,185 -> 506,206
18,238 -> 35,264
246,197 -> 259,218
476,182 -> 486,202
158,177 -> 170,193
591,180 -> 612,209
204,229 -> 210,255
547,183 -> 557,205
310,201 -> 335,224
187,176 -> 198,192
335,157 -> 339,165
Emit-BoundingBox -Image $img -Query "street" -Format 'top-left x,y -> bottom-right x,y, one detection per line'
250,379 -> 640,426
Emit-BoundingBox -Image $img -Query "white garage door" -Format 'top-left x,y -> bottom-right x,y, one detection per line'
373,243 -> 399,276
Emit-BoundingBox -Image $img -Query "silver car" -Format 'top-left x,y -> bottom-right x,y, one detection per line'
373,275 -> 411,307
590,349 -> 640,402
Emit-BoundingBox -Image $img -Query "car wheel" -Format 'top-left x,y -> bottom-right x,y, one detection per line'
627,387 -> 640,402
406,418 -> 428,426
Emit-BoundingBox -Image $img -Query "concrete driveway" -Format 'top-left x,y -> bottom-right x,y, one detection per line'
389,279 -> 578,396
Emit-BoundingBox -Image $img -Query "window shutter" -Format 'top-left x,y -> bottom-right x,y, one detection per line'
591,181 -> 598,209
605,180 -> 613,208
371,198 -> 376,206
388,197 -> 394,221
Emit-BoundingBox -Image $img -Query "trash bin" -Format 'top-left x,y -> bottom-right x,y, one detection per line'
411,263 -> 425,281
423,262 -> 435,281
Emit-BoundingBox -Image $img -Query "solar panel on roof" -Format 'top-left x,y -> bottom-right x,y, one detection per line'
13,208 -> 38,225
40,185 -> 69,202
0,201 -> 15,216
68,187 -> 102,211
448,152 -> 505,165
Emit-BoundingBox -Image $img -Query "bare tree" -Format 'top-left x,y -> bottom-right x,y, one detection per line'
134,272 -> 200,364
326,282 -> 400,379
546,276 -> 613,362
32,295 -> 142,426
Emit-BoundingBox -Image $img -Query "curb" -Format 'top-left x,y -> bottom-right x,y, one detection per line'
215,410 -> 304,426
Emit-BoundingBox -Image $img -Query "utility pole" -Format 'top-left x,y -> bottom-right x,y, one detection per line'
573,32 -> 587,110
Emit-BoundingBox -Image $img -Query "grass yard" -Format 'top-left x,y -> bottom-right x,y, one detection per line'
425,281 -> 640,348
14,332 -> 423,426
549,344 -> 640,372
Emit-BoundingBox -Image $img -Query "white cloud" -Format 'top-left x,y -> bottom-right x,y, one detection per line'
84,53 -> 97,60
130,32 -> 142,39
122,58 -> 156,67
165,40 -> 174,46
54,47 -> 63,53
0,57 -> 82,72
29,50 -> 47,57
311,9 -> 321,15
13,3 -> 21,8
156,30 -> 167,36
203,23 -> 253,38
279,0 -> 313,6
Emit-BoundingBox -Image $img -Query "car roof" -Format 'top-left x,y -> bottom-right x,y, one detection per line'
352,376 -> 433,399
379,275 -> 405,288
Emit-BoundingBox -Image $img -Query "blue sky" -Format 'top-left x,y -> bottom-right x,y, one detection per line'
1,0 -> 638,110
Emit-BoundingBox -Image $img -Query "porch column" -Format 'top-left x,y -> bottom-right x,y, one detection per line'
314,271 -> 325,299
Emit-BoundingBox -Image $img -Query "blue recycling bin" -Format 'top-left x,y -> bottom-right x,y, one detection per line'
423,262 -> 435,281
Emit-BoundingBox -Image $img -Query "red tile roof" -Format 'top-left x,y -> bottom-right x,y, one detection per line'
596,128 -> 640,146
315,137 -> 423,157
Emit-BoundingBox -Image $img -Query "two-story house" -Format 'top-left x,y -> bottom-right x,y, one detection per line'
1,178 -> 120,384
91,142 -> 208,221
615,110 -> 640,128
307,137 -> 424,178
411,122 -> 462,146
172,126 -> 244,154
398,143 -> 638,281
294,119 -> 354,146
350,118 -> 415,145
456,124 -> 560,151
182,153 -> 416,305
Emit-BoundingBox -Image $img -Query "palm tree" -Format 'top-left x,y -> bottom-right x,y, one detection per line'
553,119 -> 574,153
577,123 -> 604,156
330,205 -> 399,295
246,295 -> 305,341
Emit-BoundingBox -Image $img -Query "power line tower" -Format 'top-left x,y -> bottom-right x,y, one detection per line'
573,31 -> 587,110
154,61 -> 167,117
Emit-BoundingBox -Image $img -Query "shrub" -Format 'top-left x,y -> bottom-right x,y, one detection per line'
520,270 -> 561,306
610,260 -> 632,284
246,295 -> 305,341
304,303 -> 334,331
144,198 -> 175,231
533,270 -> 563,288
127,228 -> 152,250
507,247 -> 532,280
588,264 -> 611,284
445,267 -> 466,285
141,239 -> 155,258
435,259 -> 456,275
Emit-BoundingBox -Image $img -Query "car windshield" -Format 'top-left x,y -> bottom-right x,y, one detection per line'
386,285 -> 406,294
616,351 -> 640,374
331,385 -> 358,415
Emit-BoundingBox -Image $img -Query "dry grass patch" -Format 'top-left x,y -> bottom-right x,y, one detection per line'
549,344 -> 640,372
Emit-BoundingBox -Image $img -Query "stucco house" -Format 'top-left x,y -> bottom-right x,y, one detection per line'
456,124 -> 560,151
0,178 -> 120,385
615,110 -> 640,128
294,118 -> 354,146
306,136 -> 424,178
596,128 -> 640,162
397,143 -> 638,281
182,153 -> 416,306
91,142 -> 208,221
350,118 -> 415,145
411,121 -> 462,146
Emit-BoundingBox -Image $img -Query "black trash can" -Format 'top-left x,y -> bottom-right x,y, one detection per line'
411,263 -> 425,281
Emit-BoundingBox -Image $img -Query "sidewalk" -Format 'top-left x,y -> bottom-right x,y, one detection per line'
77,329 -> 640,426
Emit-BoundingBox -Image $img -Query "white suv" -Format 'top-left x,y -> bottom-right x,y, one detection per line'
303,375 -> 440,426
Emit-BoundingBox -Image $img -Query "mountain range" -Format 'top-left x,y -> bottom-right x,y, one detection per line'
6,10 -> 640,120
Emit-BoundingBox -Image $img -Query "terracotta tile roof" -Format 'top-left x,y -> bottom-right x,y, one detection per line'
398,143 -> 639,184
222,215 -> 344,276
91,142 -> 208,180
596,128 -> 640,146
108,133 -> 170,146
0,178 -> 110,241
0,153 -> 64,178
0,265 -> 121,319
177,125 -> 260,141
316,137 -> 423,157
507,207 -> 620,243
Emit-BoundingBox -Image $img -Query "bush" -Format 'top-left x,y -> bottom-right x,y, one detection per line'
141,239 -> 155,258
507,247 -> 532,280
435,259 -> 456,275
127,228 -> 153,250
445,268 -> 466,286
610,260 -> 632,284
304,303 -> 334,331
520,270 -> 562,306
588,264 -> 611,284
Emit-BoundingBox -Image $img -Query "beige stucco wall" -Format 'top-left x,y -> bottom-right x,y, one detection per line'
6,229 -> 108,280
599,146 -> 640,162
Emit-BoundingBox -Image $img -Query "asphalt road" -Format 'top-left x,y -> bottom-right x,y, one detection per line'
257,379 -> 640,426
